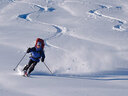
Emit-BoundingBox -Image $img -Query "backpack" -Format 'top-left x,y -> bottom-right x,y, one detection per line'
35,38 -> 45,49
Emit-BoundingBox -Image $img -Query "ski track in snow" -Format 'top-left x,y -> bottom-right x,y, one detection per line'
88,4 -> 127,31
2,0 -> 118,51
15,1 -> 67,51
1,0 -> 128,74
1,1 -> 128,96
1,1 -> 122,52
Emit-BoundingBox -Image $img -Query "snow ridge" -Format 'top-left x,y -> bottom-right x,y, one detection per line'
88,4 -> 127,31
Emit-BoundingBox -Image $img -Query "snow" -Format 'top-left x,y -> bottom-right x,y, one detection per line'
0,0 -> 128,96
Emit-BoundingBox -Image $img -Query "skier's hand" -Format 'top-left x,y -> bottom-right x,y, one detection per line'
41,57 -> 44,62
27,48 -> 31,53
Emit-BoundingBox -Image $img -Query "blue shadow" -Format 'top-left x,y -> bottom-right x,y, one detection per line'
116,6 -> 122,9
118,20 -> 123,24
89,10 -> 95,13
48,7 -> 55,12
99,5 -> 107,9
88,68 -> 128,81
18,13 -> 30,20
114,25 -> 121,29
39,8 -> 45,12
30,68 -> 128,81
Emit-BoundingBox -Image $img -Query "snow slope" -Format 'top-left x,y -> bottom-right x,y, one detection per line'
0,0 -> 128,96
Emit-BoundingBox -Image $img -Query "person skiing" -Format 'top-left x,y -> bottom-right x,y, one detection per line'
23,39 -> 45,77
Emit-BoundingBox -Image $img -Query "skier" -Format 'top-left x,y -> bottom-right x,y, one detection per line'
23,39 -> 45,77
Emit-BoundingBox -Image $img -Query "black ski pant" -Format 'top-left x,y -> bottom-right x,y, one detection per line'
23,59 -> 37,74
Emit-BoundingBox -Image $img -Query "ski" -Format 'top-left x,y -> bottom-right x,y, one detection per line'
22,70 -> 30,77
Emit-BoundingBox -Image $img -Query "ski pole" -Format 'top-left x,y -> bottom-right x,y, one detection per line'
13,52 -> 27,71
43,62 -> 53,75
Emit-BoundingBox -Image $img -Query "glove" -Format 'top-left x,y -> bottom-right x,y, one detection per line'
27,48 -> 31,53
41,57 -> 44,62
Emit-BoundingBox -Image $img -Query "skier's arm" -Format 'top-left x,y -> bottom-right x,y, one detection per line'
41,50 -> 45,62
27,47 -> 36,53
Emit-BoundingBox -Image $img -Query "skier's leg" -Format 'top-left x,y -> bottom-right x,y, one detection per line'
28,62 -> 37,75
23,59 -> 34,71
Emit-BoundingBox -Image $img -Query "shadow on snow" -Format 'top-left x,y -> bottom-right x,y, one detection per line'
31,68 -> 128,81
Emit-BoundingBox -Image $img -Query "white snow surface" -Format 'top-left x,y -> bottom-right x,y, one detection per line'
0,0 -> 128,96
